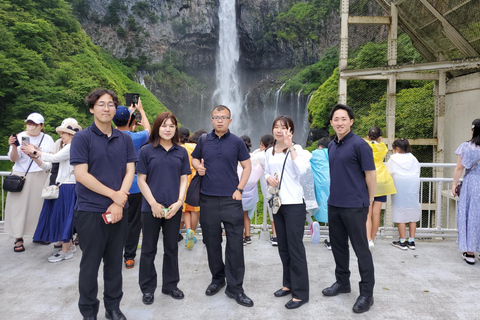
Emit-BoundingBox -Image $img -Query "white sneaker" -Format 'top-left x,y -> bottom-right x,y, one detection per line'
368,240 -> 375,251
48,250 -> 73,263
311,221 -> 321,244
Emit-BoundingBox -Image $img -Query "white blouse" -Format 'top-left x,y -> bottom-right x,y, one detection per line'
264,145 -> 312,205
39,143 -> 76,184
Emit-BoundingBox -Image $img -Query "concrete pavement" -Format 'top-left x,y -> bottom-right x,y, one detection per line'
0,231 -> 478,320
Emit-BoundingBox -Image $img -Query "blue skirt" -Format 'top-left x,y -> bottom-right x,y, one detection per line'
33,198 -> 57,242
49,184 -> 76,242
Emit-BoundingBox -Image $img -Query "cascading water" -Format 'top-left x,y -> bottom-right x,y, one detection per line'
212,0 -> 242,132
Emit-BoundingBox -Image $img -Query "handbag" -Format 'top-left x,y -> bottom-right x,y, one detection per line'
455,158 -> 480,196
3,133 -> 45,193
185,134 -> 207,206
267,150 -> 289,214
41,170 -> 74,199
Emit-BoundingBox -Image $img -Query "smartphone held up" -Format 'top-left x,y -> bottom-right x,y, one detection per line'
125,93 -> 140,107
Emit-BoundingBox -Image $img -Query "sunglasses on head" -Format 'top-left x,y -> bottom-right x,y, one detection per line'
66,125 -> 79,132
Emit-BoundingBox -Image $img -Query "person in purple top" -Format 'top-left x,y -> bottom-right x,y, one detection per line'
70,88 -> 137,320
321,104 -> 377,314
136,112 -> 191,305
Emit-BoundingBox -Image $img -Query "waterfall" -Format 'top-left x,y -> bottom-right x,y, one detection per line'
213,0 -> 242,130
274,83 -> 285,116
137,71 -> 147,88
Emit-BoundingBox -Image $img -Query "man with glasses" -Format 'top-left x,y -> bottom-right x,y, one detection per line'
191,105 -> 253,307
70,88 -> 138,320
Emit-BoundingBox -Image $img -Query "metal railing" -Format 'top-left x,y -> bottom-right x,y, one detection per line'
0,157 -> 459,238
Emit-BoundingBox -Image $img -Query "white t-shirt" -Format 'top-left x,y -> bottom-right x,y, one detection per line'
8,132 -> 54,173
264,145 -> 312,205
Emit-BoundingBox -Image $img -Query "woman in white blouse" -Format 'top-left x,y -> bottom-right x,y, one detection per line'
265,115 -> 311,309
23,120 -> 82,262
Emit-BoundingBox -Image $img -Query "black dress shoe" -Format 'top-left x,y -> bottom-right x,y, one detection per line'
274,288 -> 292,297
285,298 -> 309,309
83,317 -> 96,320
225,290 -> 254,307
142,293 -> 154,305
105,309 -> 126,320
205,281 -> 226,296
322,282 -> 351,296
162,288 -> 184,300
352,295 -> 374,313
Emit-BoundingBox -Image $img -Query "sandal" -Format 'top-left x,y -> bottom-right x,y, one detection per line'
463,252 -> 475,265
14,238 -> 25,252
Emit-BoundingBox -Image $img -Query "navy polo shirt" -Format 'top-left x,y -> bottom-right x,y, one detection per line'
191,129 -> 250,197
70,123 -> 138,212
328,130 -> 375,208
136,143 -> 191,212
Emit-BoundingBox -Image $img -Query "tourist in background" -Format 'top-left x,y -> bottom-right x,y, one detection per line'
310,137 -> 332,249
5,112 -> 54,252
254,134 -> 276,245
113,99 -> 151,270
23,120 -> 82,261
386,138 -> 421,250
265,115 -> 311,309
179,127 -> 201,249
238,135 -> 263,246
365,126 -> 396,249
451,119 -> 480,265
137,112 -> 190,305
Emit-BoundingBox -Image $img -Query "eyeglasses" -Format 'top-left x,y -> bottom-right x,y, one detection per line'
66,125 -> 80,132
95,102 -> 116,109
212,116 -> 230,121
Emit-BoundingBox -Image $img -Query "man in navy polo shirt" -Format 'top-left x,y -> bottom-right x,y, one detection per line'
191,105 -> 253,307
70,88 -> 138,320
322,104 -> 377,314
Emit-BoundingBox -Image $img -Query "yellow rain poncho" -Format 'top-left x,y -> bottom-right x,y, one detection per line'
366,140 -> 396,196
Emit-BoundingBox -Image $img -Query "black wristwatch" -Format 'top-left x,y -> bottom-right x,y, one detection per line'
33,151 -> 37,156
236,187 -> 244,194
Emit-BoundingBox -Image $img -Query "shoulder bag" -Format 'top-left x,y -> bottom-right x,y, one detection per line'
185,134 -> 207,207
41,170 -> 74,199
455,158 -> 480,196
3,134 -> 45,193
267,150 -> 290,214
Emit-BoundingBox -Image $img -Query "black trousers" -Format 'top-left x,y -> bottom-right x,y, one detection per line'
139,209 -> 182,294
200,194 -> 245,294
273,203 -> 309,301
124,192 -> 143,261
75,209 -> 128,318
328,205 -> 375,297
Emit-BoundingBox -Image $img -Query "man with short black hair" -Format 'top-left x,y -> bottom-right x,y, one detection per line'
71,88 -> 138,320
322,104 -> 377,314
191,105 -> 253,307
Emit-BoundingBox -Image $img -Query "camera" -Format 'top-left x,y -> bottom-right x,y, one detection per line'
125,93 -> 140,107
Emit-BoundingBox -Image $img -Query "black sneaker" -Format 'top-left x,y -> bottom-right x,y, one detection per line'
407,241 -> 415,250
245,236 -> 252,244
324,239 -> 331,250
243,238 -> 247,246
178,233 -> 184,242
391,240 -> 408,250
270,237 -> 278,246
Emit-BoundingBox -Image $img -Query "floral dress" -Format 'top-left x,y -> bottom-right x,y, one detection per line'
455,142 -> 480,252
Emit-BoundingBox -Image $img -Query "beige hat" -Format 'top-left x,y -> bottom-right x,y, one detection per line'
56,121 -> 82,135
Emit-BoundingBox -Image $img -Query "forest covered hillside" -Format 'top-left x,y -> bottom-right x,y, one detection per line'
0,0 -> 168,169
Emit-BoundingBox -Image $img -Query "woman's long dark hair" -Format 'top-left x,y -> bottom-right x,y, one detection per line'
471,119 -> 480,146
271,115 -> 295,155
260,134 -> 274,150
240,135 -> 252,152
149,112 -> 179,147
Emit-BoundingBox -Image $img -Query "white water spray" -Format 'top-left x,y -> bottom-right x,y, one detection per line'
213,0 -> 242,131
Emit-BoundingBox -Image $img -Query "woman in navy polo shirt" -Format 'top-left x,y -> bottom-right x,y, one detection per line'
136,112 -> 191,305
265,115 -> 312,309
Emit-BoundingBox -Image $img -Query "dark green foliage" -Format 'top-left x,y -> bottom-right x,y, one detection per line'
0,0 -> 168,171
282,47 -> 338,95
